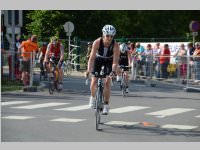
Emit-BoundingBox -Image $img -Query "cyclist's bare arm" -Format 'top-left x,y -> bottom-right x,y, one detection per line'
112,42 -> 120,73
87,38 -> 100,73
44,43 -> 51,62
128,50 -> 132,66
59,44 -> 64,61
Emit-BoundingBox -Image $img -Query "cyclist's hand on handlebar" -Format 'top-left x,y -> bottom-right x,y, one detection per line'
85,71 -> 90,78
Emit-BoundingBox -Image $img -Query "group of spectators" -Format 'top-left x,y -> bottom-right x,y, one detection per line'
118,41 -> 200,83
85,40 -> 200,83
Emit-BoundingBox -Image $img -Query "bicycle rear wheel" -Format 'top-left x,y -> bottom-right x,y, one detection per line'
65,64 -> 72,76
49,77 -> 55,94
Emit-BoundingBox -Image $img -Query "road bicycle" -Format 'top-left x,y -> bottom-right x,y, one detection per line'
63,59 -> 73,76
118,65 -> 130,97
48,56 -> 62,94
94,66 -> 106,131
39,61 -> 48,81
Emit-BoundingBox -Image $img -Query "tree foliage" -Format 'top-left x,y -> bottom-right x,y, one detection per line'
24,10 -> 200,41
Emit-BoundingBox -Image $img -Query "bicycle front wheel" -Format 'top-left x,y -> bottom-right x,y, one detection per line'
121,77 -> 126,97
95,87 -> 103,131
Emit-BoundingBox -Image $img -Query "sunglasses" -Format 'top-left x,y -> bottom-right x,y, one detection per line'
105,35 -> 114,38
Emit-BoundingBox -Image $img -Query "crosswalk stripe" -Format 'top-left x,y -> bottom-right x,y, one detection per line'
1,101 -> 31,106
161,124 -> 198,130
110,106 -> 150,113
2,115 -> 35,120
195,115 -> 200,118
54,105 -> 90,111
104,121 -> 139,126
146,108 -> 195,118
11,103 -> 69,109
50,118 -> 86,123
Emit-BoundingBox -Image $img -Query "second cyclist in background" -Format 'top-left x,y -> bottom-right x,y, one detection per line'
38,42 -> 48,79
117,43 -> 132,93
44,36 -> 64,90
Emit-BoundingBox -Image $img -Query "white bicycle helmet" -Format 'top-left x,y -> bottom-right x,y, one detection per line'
102,25 -> 116,36
120,43 -> 128,54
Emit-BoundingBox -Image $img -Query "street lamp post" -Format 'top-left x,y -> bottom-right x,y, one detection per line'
63,21 -> 74,60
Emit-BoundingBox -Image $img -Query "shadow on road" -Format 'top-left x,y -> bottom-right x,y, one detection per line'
101,123 -> 200,138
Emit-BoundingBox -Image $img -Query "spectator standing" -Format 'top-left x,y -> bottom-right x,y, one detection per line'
144,44 -> 153,77
193,42 -> 200,82
187,42 -> 195,79
18,35 -> 39,86
174,43 -> 187,84
153,43 -> 161,77
135,42 -> 145,76
159,44 -> 170,78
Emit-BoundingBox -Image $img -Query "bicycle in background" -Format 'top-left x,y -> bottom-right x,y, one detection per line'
63,59 -> 73,76
118,65 -> 130,97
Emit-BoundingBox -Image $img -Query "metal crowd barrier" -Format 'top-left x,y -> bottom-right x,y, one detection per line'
1,51 -> 35,88
131,54 -> 200,91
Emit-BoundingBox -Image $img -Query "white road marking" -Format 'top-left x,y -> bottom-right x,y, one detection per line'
50,118 -> 86,123
2,115 -> 35,120
161,124 -> 198,130
104,121 -> 139,126
11,103 -> 69,109
195,115 -> 200,118
55,105 -> 90,111
110,106 -> 150,113
1,101 -> 31,106
146,108 -> 195,118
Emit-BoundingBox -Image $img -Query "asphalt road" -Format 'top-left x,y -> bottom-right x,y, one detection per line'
1,74 -> 200,142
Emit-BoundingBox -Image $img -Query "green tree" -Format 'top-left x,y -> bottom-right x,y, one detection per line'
26,10 -> 68,41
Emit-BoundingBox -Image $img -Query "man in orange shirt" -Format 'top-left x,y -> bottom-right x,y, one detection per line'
18,35 -> 39,86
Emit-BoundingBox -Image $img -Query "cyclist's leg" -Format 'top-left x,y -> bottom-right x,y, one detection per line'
116,66 -> 122,82
125,70 -> 129,93
47,62 -> 53,78
90,77 -> 97,97
102,76 -> 111,114
89,76 -> 97,108
102,63 -> 112,114
58,66 -> 64,90
57,60 -> 63,82
91,57 -> 101,97
103,76 -> 112,103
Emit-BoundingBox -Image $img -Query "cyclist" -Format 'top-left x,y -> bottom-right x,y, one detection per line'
18,35 -> 39,86
85,42 -> 93,71
86,42 -> 93,61
38,42 -> 48,78
87,24 -> 120,115
116,43 -> 132,93
44,36 -> 64,90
